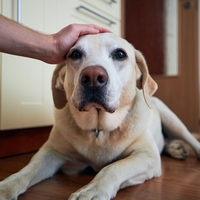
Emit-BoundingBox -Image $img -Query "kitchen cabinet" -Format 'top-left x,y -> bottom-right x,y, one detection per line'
0,0 -> 121,130
0,0 -> 55,130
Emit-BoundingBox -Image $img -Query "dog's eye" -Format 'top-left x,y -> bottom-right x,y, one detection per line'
112,49 -> 127,61
69,50 -> 82,60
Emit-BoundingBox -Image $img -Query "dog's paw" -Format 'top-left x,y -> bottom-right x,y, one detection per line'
0,181 -> 19,200
164,140 -> 189,160
0,188 -> 18,200
69,191 -> 108,200
68,184 -> 111,200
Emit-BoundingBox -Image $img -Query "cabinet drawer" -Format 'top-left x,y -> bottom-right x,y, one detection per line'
74,2 -> 121,35
48,0 -> 121,36
81,0 -> 121,20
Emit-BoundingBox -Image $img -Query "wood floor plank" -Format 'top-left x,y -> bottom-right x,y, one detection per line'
0,147 -> 200,200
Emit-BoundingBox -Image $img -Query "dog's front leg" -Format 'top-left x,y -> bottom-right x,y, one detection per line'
69,147 -> 161,200
0,146 -> 66,200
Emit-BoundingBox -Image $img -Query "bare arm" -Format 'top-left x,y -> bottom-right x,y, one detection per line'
0,14 -> 111,64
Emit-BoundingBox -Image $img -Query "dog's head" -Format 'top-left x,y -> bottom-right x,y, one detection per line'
52,33 -> 157,130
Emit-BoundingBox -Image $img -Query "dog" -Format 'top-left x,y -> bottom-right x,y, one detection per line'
0,33 -> 200,200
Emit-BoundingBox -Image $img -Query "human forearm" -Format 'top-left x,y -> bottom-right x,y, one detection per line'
0,14 -> 56,63
0,14 -> 111,64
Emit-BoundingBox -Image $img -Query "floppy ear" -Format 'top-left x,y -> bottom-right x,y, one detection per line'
52,62 -> 67,109
134,49 -> 158,108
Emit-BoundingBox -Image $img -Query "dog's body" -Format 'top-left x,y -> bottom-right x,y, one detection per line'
1,33 -> 200,200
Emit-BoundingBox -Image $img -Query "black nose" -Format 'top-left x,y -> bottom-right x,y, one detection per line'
80,67 -> 108,88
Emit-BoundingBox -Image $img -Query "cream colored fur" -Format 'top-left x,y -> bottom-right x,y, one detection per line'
0,33 -> 200,200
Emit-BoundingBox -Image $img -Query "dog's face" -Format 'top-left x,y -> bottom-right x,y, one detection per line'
67,33 -> 136,113
52,33 -> 157,131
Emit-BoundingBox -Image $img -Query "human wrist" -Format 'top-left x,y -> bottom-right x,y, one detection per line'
38,33 -> 63,64
37,33 -> 57,64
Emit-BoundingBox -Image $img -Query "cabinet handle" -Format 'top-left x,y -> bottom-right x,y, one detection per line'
110,0 -> 117,3
17,0 -> 22,23
77,5 -> 116,25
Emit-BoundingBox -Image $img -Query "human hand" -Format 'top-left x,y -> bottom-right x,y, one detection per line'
48,24 -> 111,64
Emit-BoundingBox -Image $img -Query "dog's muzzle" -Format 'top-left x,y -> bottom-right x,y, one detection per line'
73,66 -> 115,113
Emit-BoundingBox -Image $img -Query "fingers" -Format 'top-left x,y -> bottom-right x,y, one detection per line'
76,24 -> 112,36
89,24 -> 112,33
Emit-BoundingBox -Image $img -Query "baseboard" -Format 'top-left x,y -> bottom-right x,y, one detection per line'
0,126 -> 52,158
0,126 -> 199,158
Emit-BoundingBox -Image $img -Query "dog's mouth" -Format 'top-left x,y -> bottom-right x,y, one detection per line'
79,101 -> 115,113
73,89 -> 116,113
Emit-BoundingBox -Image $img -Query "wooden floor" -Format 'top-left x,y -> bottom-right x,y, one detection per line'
0,145 -> 200,200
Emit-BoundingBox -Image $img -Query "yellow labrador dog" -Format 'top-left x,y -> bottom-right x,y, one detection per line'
1,33 -> 200,200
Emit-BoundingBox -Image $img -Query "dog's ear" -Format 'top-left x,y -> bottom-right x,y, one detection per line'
52,62 -> 67,109
134,49 -> 158,108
